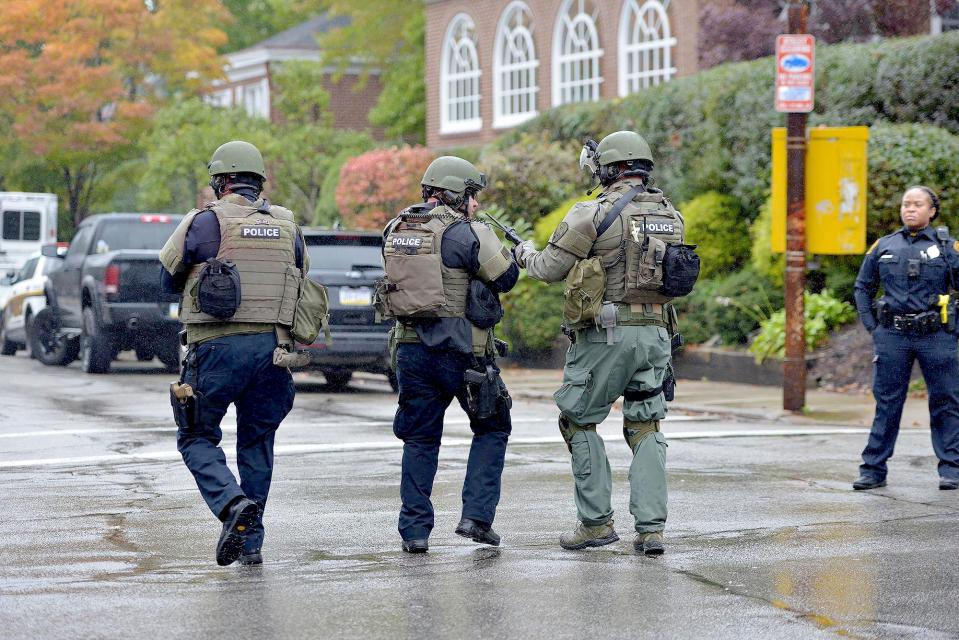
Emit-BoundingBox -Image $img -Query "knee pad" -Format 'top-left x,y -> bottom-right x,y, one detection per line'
559,415 -> 596,453
623,420 -> 659,450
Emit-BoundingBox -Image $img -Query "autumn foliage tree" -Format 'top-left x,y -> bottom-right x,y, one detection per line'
335,147 -> 434,229
0,0 -> 227,229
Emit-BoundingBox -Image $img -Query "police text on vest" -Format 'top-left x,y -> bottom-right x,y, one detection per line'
242,226 -> 281,238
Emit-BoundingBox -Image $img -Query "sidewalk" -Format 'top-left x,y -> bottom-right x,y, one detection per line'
499,367 -> 933,429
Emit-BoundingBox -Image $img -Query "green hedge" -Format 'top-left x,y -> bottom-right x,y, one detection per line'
679,191 -> 749,279
497,32 -> 959,220
499,277 -> 565,354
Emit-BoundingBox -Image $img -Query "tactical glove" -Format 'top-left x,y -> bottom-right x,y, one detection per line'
513,240 -> 535,267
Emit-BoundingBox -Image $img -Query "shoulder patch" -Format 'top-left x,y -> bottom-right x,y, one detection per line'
866,239 -> 880,254
953,240 -> 959,253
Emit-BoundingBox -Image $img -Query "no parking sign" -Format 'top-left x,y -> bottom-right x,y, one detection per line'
775,34 -> 815,113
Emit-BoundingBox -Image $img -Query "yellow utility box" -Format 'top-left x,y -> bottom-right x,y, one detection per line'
771,126 -> 868,255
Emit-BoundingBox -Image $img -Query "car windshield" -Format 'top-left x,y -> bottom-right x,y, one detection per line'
93,220 -> 179,252
306,236 -> 382,271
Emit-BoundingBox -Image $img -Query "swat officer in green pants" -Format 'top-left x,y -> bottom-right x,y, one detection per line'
514,131 -> 699,555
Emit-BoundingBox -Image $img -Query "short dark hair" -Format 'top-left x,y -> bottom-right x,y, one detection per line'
906,185 -> 941,220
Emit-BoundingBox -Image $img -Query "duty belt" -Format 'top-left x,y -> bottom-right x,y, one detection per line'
880,310 -> 941,334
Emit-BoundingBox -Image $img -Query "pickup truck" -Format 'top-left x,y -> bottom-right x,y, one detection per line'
34,213 -> 183,373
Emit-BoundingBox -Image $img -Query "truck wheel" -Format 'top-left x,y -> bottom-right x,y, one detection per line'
80,307 -> 112,374
387,370 -> 399,393
135,346 -> 155,362
30,308 -> 78,366
0,311 -> 17,356
323,370 -> 353,390
157,339 -> 183,372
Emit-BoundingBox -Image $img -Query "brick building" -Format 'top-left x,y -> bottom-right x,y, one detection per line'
424,0 -> 702,149
207,15 -> 382,133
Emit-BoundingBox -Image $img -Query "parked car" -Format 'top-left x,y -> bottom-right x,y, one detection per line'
297,228 -> 395,391
0,246 -> 67,356
33,213 -> 183,372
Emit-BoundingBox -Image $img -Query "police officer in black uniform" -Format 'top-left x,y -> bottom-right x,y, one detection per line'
853,186 -> 959,491
160,141 -> 309,565
379,156 -> 519,553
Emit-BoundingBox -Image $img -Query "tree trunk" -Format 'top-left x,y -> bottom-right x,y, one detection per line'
62,162 -> 98,233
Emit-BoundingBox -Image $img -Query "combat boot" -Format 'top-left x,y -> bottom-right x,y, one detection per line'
455,517 -> 501,546
559,520 -> 619,550
215,497 -> 259,566
634,531 -> 665,556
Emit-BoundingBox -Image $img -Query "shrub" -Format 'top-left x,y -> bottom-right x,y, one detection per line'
477,132 -> 592,225
749,290 -> 857,362
335,146 -> 434,230
749,196 -> 784,287
499,276 -> 566,354
673,266 -> 782,345
678,191 -> 749,279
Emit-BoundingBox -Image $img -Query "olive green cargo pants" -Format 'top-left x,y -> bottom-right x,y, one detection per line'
553,324 -> 670,534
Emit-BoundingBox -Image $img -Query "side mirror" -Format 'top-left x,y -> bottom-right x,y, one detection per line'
41,244 -> 62,258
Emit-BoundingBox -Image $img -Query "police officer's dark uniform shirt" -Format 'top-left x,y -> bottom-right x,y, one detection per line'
854,225 -> 959,332
410,216 -> 519,354
160,188 -> 304,295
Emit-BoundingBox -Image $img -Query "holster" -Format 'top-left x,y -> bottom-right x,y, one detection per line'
463,363 -> 512,420
170,346 -> 203,431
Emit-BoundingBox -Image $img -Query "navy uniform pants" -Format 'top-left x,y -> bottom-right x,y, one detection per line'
177,332 -> 295,553
861,326 -> 959,481
393,342 -> 512,542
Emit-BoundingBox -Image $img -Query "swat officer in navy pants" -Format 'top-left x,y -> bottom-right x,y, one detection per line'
160,141 -> 309,565
853,186 -> 959,492
379,156 -> 519,553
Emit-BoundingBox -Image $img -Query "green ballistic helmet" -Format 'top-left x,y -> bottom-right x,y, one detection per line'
421,156 -> 487,194
596,131 -> 653,166
207,140 -> 267,180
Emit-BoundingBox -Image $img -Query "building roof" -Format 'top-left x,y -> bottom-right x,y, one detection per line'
236,14 -> 350,53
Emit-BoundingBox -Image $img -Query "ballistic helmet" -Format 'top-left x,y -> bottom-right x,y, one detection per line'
596,131 -> 653,166
208,141 -> 267,180
421,156 -> 487,194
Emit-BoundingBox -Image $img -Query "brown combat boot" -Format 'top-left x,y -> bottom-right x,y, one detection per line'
559,520 -> 619,550
634,531 -> 665,556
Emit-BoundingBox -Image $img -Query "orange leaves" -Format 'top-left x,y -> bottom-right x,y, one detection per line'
335,146 -> 435,230
0,0 -> 227,162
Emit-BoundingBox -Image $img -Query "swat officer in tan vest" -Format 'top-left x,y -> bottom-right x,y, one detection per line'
159,140 -> 310,566
377,156 -> 519,553
514,131 -> 698,555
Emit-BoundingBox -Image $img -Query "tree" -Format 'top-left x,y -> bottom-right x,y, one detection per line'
335,147 -> 434,230
0,0 -> 227,230
218,0 -> 309,53
311,0 -> 426,143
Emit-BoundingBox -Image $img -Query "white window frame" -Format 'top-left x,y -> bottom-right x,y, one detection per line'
493,1 -> 540,129
552,0 -> 604,107
618,0 -> 677,96
440,14 -> 483,135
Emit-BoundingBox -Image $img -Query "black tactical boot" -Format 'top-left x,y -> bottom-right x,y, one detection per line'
852,475 -> 886,490
238,551 -> 263,565
402,539 -> 429,553
940,477 -> 959,490
455,517 -> 501,546
216,497 -> 260,566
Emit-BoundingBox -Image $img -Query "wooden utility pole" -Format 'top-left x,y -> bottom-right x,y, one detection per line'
783,2 -> 808,411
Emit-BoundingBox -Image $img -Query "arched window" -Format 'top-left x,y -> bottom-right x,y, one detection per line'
493,2 -> 539,128
440,14 -> 482,134
618,0 -> 676,96
552,0 -> 603,106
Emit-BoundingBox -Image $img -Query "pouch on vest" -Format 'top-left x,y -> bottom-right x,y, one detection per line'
196,258 -> 241,319
381,252 -> 445,317
624,235 -> 667,300
465,279 -> 503,329
291,276 -> 331,345
563,256 -> 606,324
660,244 -> 700,297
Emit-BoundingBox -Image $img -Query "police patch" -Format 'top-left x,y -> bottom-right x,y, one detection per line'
391,236 -> 422,248
241,226 -> 281,238
953,240 -> 959,253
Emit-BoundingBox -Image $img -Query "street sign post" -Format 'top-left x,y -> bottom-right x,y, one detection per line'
775,34 -> 815,113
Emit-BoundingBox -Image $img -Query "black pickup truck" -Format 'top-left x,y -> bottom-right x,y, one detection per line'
33,213 -> 183,373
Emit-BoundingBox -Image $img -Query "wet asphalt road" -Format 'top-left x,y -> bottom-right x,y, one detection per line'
1,352 -> 957,639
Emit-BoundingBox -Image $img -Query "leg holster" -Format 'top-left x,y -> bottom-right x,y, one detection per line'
623,419 -> 660,450
558,415 -> 596,453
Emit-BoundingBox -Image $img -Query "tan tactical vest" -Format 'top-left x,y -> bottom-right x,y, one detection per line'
379,207 -> 470,319
591,185 -> 685,305
166,196 -> 300,328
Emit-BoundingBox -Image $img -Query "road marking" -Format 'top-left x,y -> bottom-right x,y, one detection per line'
0,415 -> 714,440
0,427 -> 871,469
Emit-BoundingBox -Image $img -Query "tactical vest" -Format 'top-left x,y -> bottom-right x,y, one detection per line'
592,187 -> 686,305
378,207 -> 470,319
176,197 -> 300,326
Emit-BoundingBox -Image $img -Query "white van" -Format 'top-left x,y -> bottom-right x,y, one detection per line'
0,192 -> 58,276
